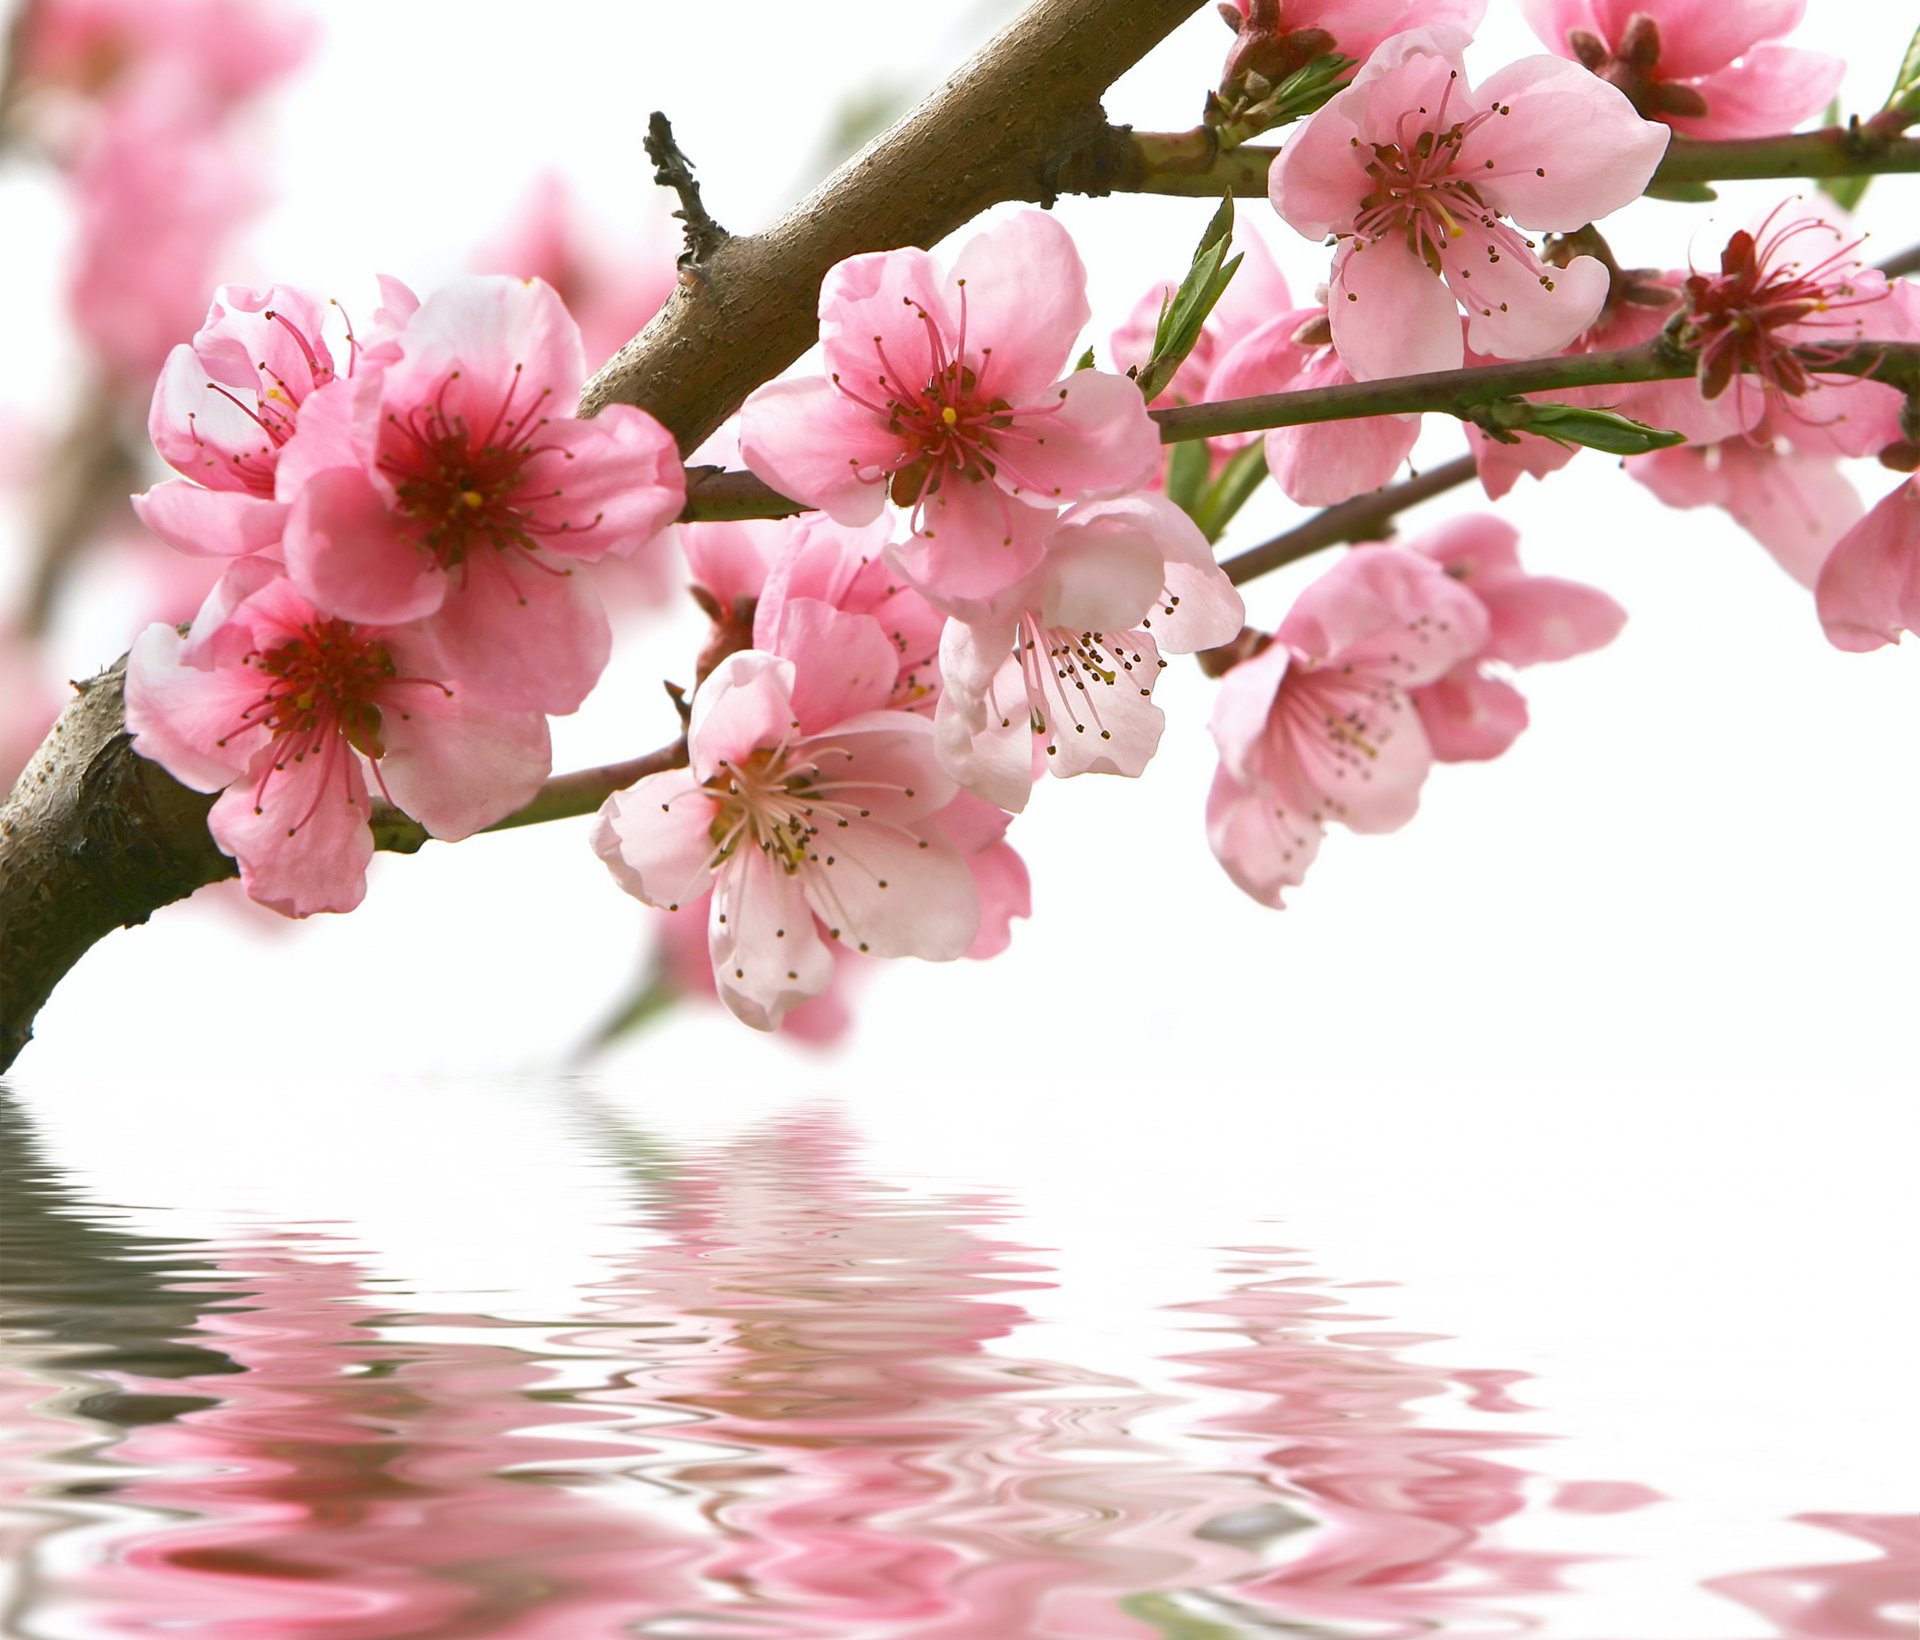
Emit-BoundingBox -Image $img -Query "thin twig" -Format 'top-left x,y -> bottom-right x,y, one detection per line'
644,111 -> 729,267
1220,454 -> 1478,588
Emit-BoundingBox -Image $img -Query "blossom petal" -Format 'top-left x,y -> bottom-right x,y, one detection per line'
285,466 -> 444,624
1479,575 -> 1627,665
948,212 -> 1091,399
712,851 -> 834,1030
737,377 -> 900,524
991,370 -> 1161,508
208,747 -> 372,918
1672,47 -> 1845,140
1441,244 -> 1609,363
1206,763 -> 1323,909
818,246 -> 950,403
1816,478 -> 1920,652
124,623 -> 263,790
1414,664 -> 1531,761
427,550 -> 609,714
1329,240 -> 1465,381
800,822 -> 978,962
594,770 -> 722,912
516,405 -> 685,563
376,682 -> 551,840
134,479 -> 287,558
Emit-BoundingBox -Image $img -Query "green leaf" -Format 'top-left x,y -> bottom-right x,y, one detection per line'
1190,440 -> 1271,544
1163,435 -> 1213,516
1135,196 -> 1241,404
1887,24 -> 1920,115
1642,176 -> 1718,203
1478,399 -> 1687,456
1073,346 -> 1096,373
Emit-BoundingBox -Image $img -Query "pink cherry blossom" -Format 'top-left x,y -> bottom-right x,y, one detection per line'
1221,0 -> 1487,86
1815,478 -> 1920,653
1207,303 -> 1420,504
753,514 -> 946,714
1270,27 -> 1668,380
134,281 -> 371,561
278,275 -> 685,714
1403,514 -> 1625,760
126,569 -> 550,915
592,646 -> 980,1031
1520,0 -> 1843,139
737,211 -> 1161,615
1207,545 -> 1487,906
935,494 -> 1245,811
1632,427 -> 1865,588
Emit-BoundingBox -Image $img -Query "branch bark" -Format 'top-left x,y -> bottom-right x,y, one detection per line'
0,0 -> 1206,1071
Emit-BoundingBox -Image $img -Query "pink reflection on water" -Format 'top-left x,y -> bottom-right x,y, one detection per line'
1706,1513 -> 1920,1638
17,1240 -> 705,1636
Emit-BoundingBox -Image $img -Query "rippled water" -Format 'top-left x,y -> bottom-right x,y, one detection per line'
1,1083 -> 1915,1638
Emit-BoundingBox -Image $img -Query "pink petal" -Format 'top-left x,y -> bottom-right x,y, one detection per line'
688,651 -> 799,779
711,851 -> 835,1031
960,837 -> 1030,961
1329,239 -> 1465,381
1278,546 -> 1487,685
1631,0 -> 1807,80
381,275 -> 586,426
1037,506 -> 1168,633
426,549 -> 609,714
1270,95 -> 1373,248
594,770 -> 723,912
737,377 -> 900,524
284,466 -> 444,625
1209,639 -> 1293,786
208,747 -> 372,918
810,714 -> 957,826
1467,421 -> 1578,499
124,623 -> 263,790
516,405 -> 684,563
684,519 -> 786,609
764,598 -> 900,731
947,211 -> 1091,399
1129,492 -> 1246,651
1469,57 -> 1670,228
818,246 -> 951,403
1267,408 -> 1421,507
1206,763 -> 1323,908
935,664 -> 1036,813
375,681 -> 551,839
800,821 -> 977,961
1816,478 -> 1920,652
1480,575 -> 1627,665
1414,664 -> 1531,761
1670,47 -> 1845,140
134,480 -> 288,558
1036,629 -> 1167,780
1441,244 -> 1609,363
991,370 -> 1160,508
887,480 -> 1053,617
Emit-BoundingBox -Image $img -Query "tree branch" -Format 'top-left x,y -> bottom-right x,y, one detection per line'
1101,127 -> 1920,200
1220,454 -> 1478,587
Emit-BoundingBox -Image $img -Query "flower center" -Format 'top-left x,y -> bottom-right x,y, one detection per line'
234,621 -> 396,763
380,364 -> 598,571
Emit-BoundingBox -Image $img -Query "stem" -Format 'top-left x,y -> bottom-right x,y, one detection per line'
370,742 -> 688,853
1151,340 -> 1920,443
1109,128 -> 1920,200
1220,454 -> 1478,587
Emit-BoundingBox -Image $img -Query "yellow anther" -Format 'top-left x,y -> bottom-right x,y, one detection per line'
461,489 -> 486,508
941,406 -> 959,426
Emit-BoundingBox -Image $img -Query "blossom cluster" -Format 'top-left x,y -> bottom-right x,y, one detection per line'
124,276 -> 684,914
101,0 -> 1920,1043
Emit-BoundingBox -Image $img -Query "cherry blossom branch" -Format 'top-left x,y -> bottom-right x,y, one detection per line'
1219,454 -> 1479,588
1150,339 -> 1920,442
1105,126 -> 1920,200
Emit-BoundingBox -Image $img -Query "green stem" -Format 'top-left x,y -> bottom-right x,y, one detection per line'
370,741 -> 689,854
1150,340 -> 1920,444
1115,127 -> 1920,200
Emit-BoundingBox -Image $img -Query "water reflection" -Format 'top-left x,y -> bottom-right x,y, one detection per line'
1,1089 -> 1912,1638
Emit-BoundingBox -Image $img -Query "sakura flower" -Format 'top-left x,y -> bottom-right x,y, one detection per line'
1679,202 -> 1918,439
1632,426 -> 1865,587
737,211 -> 1161,616
1269,27 -> 1668,380
1220,0 -> 1486,88
753,515 -> 946,714
592,645 -> 980,1031
1207,546 -> 1486,906
1207,303 -> 1419,504
936,494 -> 1245,812
134,281 -> 379,561
278,275 -> 684,715
1520,0 -> 1843,139
126,569 -> 550,916
1404,514 -> 1625,760
1815,478 -> 1920,653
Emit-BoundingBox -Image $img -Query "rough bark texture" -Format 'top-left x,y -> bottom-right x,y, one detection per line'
0,660 -> 234,1069
579,0 -> 1202,446
0,0 -> 1206,1070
